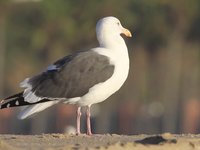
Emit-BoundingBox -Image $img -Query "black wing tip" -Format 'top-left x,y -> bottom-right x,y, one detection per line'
0,97 -> 23,109
4,92 -> 23,100
0,96 -> 51,109
0,92 -> 25,109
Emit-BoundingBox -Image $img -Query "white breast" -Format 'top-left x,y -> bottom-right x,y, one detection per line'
76,47 -> 129,106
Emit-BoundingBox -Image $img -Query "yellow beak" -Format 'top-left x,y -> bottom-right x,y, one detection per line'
121,28 -> 132,37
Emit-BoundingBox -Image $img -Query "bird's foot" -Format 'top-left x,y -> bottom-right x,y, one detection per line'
76,131 -> 81,136
87,131 -> 92,136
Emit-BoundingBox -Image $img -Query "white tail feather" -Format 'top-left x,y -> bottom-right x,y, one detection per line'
18,101 -> 59,119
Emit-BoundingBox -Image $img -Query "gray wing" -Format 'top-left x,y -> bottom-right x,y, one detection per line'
27,51 -> 114,99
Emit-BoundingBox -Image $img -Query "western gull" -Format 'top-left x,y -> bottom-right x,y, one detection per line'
0,16 -> 132,135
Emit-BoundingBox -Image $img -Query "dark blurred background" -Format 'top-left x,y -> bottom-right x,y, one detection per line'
0,0 -> 200,135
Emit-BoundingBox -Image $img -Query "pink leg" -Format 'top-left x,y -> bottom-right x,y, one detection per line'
86,106 -> 92,135
76,107 -> 81,135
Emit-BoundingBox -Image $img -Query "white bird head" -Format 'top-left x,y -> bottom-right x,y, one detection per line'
96,16 -> 132,48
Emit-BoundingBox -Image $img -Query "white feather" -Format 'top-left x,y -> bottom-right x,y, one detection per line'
20,78 -> 30,88
20,78 -> 42,103
47,64 -> 58,71
18,101 -> 59,119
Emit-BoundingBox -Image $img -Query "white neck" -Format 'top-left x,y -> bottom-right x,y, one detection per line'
95,33 -> 129,70
98,34 -> 128,51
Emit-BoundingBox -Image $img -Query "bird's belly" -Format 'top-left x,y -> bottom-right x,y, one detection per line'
77,61 -> 129,106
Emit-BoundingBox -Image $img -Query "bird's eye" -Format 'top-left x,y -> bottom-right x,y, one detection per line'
117,22 -> 120,26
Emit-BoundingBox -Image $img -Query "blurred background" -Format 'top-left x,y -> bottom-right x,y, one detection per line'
0,0 -> 200,135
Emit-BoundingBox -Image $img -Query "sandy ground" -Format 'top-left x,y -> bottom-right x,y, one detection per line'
0,133 -> 199,150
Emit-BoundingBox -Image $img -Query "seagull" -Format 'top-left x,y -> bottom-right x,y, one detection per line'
0,16 -> 132,135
